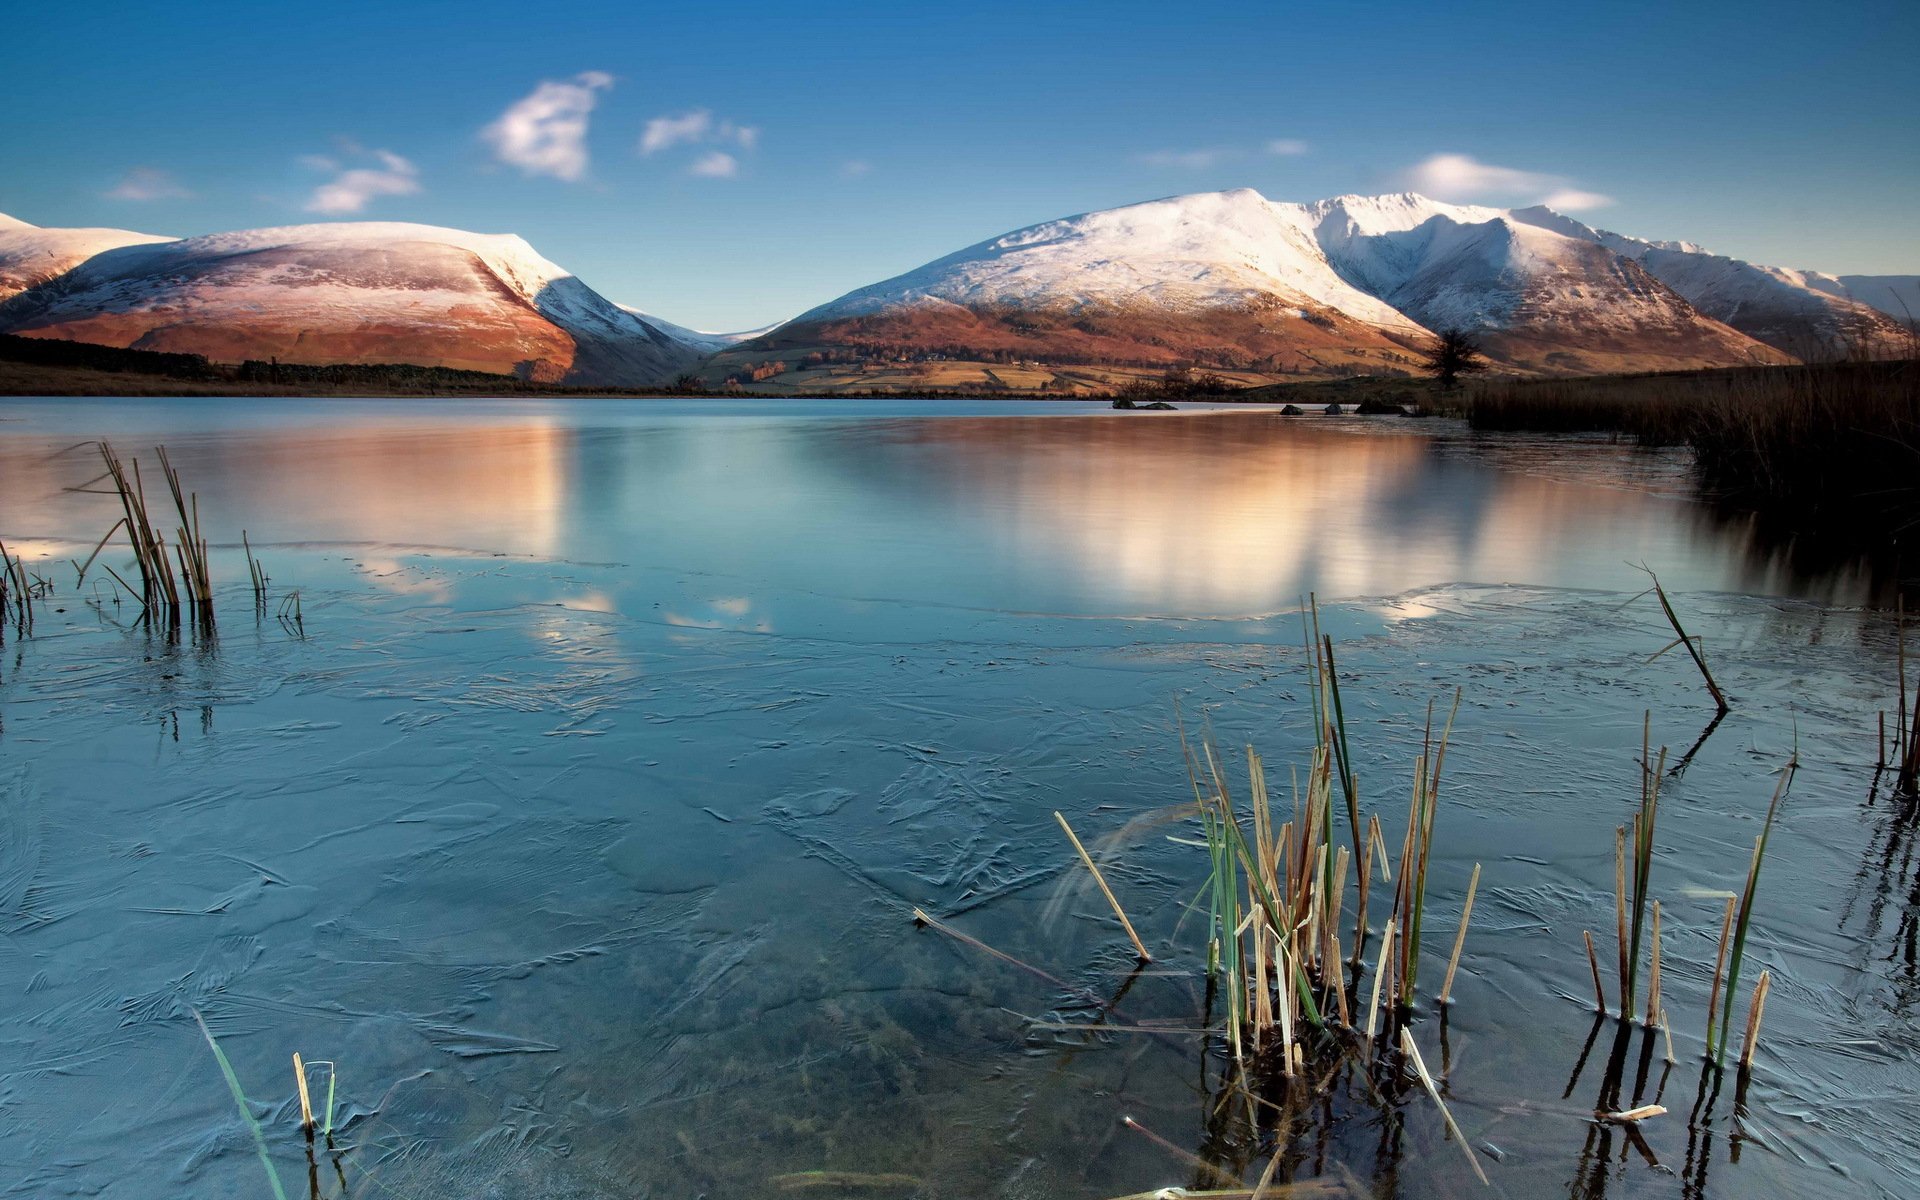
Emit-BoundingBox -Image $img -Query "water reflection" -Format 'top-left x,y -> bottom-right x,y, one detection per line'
0,401 -> 1882,614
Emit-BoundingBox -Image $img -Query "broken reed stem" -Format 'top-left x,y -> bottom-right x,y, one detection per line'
1398,1028 -> 1490,1186
1121,1116 -> 1244,1191
1660,1007 -> 1677,1064
911,907 -> 1084,999
1640,564 -> 1730,713
293,1052 -> 314,1135
1366,919 -> 1396,1042
1439,863 -> 1479,1004
1583,930 -> 1606,1013
1054,811 -> 1152,962
1739,971 -> 1772,1068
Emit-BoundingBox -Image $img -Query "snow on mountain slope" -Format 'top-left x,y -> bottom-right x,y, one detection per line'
1509,206 -> 1909,357
798,189 -> 1423,333
1310,195 -> 1779,371
617,305 -> 784,352
0,213 -> 176,302
0,221 -> 705,385
1834,275 -> 1920,325
741,189 -> 1778,376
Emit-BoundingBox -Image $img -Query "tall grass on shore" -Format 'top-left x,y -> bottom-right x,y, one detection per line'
1455,361 -> 1919,588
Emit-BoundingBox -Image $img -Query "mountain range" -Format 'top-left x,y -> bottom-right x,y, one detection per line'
1,191 -> 1912,390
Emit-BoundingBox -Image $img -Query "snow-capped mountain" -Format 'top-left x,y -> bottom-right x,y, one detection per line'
740,190 -> 1786,376
1310,194 -> 1775,372
0,220 -> 708,385
0,213 -> 175,303
1832,275 -> 1920,326
1508,207 -> 1910,358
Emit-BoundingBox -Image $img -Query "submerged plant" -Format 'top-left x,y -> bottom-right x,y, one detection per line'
192,1009 -> 289,1200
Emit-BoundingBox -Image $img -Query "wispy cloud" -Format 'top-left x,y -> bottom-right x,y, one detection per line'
1136,137 -> 1310,169
303,148 -> 420,215
483,71 -> 613,182
1136,147 -> 1235,169
840,159 -> 873,178
639,110 -> 759,178
105,167 -> 191,201
640,110 -> 713,155
689,150 -> 739,179
1403,153 -> 1614,211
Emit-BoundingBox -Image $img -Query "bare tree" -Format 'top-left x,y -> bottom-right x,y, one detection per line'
1419,328 -> 1489,389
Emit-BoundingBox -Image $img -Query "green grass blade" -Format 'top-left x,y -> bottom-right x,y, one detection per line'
192,1009 -> 290,1200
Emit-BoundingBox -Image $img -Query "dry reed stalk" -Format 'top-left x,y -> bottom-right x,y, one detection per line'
1659,1007 -> 1677,1064
912,907 -> 1083,997
1120,1116 -> 1243,1190
1640,566 -> 1730,713
1600,1104 -> 1667,1123
293,1052 -> 314,1134
1054,811 -> 1152,962
1328,934 -> 1351,1027
1439,863 -> 1480,1004
1704,896 -> 1736,1052
1365,919 -> 1396,1042
1583,931 -> 1606,1013
1739,971 -> 1772,1068
1398,1028 -> 1490,1185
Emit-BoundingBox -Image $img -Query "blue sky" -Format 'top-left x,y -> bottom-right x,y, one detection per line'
5,0 -> 1916,330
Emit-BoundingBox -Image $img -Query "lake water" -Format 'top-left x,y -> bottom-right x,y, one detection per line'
0,397 -> 1911,1199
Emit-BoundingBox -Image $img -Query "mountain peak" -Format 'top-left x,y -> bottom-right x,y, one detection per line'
0,213 -> 37,231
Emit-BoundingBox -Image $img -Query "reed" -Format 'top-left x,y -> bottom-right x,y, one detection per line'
1619,719 -> 1668,1023
1180,613 -> 1475,1073
1461,360 -> 1920,585
0,539 -> 34,638
1638,568 -> 1730,714
93,441 -> 217,632
1738,971 -> 1772,1069
293,1053 -> 314,1136
192,1009 -> 289,1200
1895,599 -> 1918,795
244,530 -> 269,604
1054,811 -> 1152,962
1398,1028 -> 1491,1185
1713,759 -> 1795,1065
1703,896 -> 1737,1052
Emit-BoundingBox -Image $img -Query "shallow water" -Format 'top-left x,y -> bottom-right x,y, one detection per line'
0,398 -> 1912,1199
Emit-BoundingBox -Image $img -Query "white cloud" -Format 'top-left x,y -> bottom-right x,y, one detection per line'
1541,188 -> 1616,212
639,110 -> 760,177
482,71 -> 613,182
1404,153 -> 1614,210
640,110 -> 713,156
105,167 -> 191,201
304,148 -> 420,214
689,150 -> 739,179
1137,147 -> 1235,169
840,159 -> 873,178
1137,138 -> 1309,169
